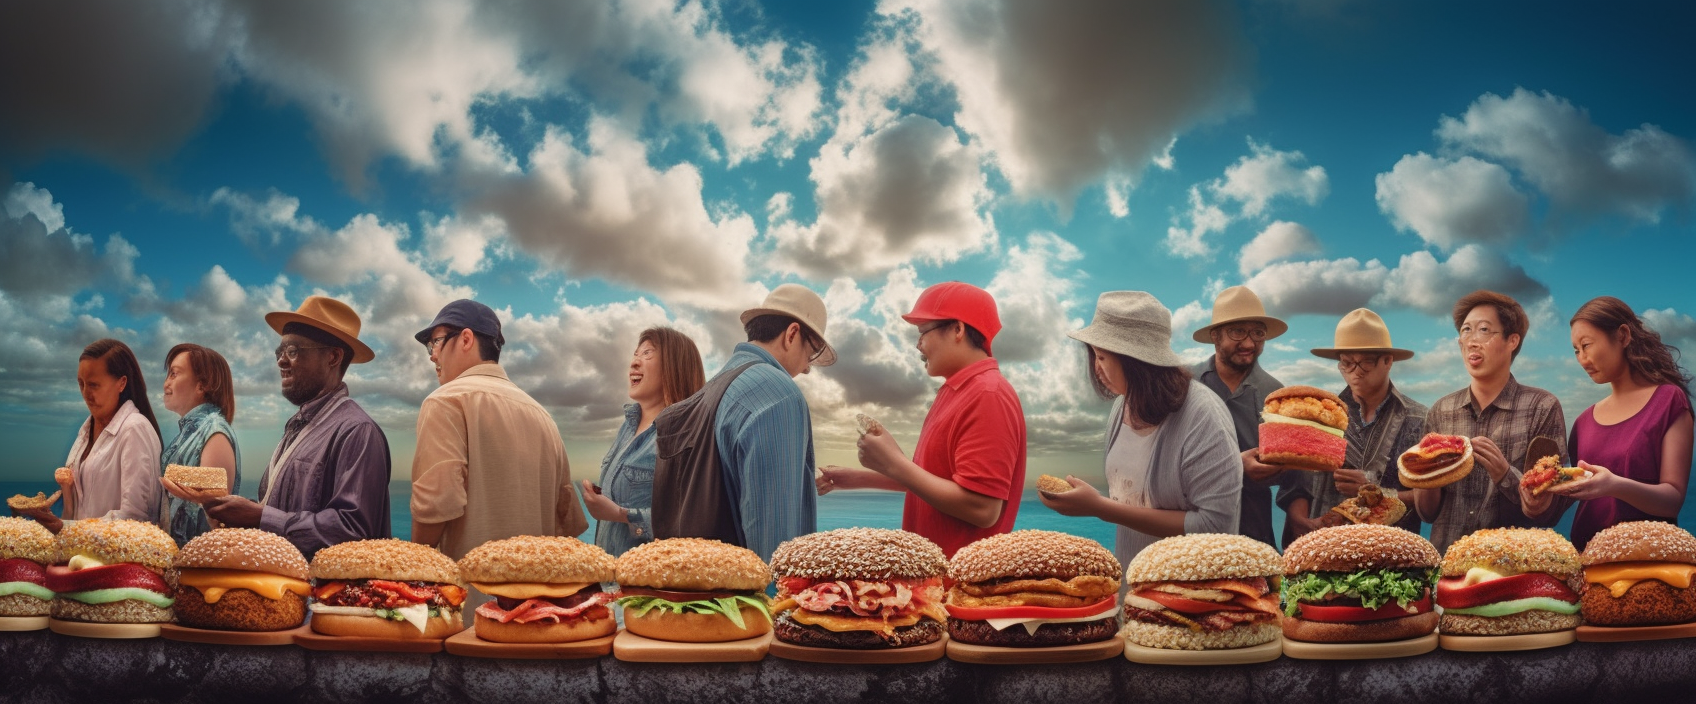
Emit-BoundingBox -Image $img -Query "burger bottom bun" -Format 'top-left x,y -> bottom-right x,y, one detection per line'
0,593 -> 51,617
172,586 -> 305,631
1120,619 -> 1280,651
623,606 -> 772,643
1439,609 -> 1580,636
474,612 -> 616,643
51,598 -> 172,624
1581,581 -> 1696,626
1399,455 -> 1473,490
947,616 -> 1117,647
1260,452 -> 1341,472
1281,611 -> 1437,643
311,613 -> 462,640
772,611 -> 943,649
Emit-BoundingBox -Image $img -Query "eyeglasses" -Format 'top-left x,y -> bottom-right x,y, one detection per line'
1458,325 -> 1501,343
422,328 -> 464,352
1337,356 -> 1383,374
1220,325 -> 1267,342
917,320 -> 954,341
806,335 -> 826,363
275,344 -> 332,362
632,347 -> 657,362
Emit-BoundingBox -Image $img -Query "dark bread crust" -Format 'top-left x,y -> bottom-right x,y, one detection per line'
1281,611 -> 1437,643
772,611 -> 943,649
1581,581 -> 1696,626
945,616 -> 1117,646
473,612 -> 616,643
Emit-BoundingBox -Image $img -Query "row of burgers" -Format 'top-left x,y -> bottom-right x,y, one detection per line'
0,514 -> 1690,653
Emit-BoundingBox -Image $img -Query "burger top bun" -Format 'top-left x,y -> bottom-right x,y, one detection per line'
1583,521 -> 1696,566
770,528 -> 945,580
1283,524 -> 1438,574
459,535 -> 615,584
59,518 -> 176,572
310,538 -> 462,586
176,528 -> 309,580
1123,533 -> 1279,584
0,516 -> 59,564
1265,385 -> 1344,405
1263,385 -> 1348,430
1440,528 -> 1580,579
615,538 -> 769,592
949,530 -> 1120,584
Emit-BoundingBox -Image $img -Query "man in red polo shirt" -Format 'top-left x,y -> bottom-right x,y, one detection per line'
819,282 -> 1026,556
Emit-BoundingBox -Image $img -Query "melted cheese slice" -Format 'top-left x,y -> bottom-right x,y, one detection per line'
1460,567 -> 1508,586
67,554 -> 104,571
178,569 -> 312,603
1585,562 -> 1696,598
788,609 -> 930,633
984,605 -> 1121,636
470,581 -> 593,599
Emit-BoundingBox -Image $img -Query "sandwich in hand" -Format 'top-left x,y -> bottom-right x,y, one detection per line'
1258,386 -> 1348,472
614,538 -> 773,642
1436,528 -> 1582,636
1521,456 -> 1588,496
308,539 -> 466,639
1580,521 -> 1696,627
1282,524 -> 1439,643
1036,475 -> 1074,494
0,517 -> 59,619
1321,484 -> 1407,527
769,528 -> 948,649
6,491 -> 61,512
163,465 -> 230,498
173,528 -> 311,631
1397,433 -> 1474,489
47,519 -> 176,623
946,530 -> 1121,647
460,536 -> 617,643
1122,533 -> 1281,650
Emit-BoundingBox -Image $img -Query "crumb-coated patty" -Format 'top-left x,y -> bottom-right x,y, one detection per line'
947,616 -> 1117,646
1581,581 -> 1696,626
1439,609 -> 1580,636
773,611 -> 943,649
173,585 -> 306,631
51,597 -> 172,623
1120,620 -> 1280,651
0,592 -> 50,617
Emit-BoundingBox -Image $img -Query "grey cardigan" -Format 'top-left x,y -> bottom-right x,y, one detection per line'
1103,380 -> 1244,568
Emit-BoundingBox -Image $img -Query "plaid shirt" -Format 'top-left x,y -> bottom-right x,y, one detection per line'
1421,375 -> 1573,554
1280,383 -> 1426,534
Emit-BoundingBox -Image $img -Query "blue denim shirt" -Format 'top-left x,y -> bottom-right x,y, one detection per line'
158,403 -> 241,547
593,403 -> 657,557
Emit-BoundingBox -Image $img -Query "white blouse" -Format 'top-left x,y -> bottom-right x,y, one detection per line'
65,399 -> 162,522
1105,419 -> 1160,508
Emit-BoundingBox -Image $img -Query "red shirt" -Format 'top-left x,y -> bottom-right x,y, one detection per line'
902,358 -> 1027,557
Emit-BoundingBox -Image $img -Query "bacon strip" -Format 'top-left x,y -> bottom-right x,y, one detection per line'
475,591 -> 615,624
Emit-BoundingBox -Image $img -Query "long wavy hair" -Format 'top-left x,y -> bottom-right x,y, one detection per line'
81,338 -> 161,438
1570,296 -> 1692,396
638,327 -> 706,406
1084,344 -> 1192,426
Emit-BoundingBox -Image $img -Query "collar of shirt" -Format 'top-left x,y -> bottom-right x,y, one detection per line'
1192,354 -> 1275,398
1340,383 -> 1405,428
450,361 -> 508,383
943,357 -> 999,390
726,341 -> 784,372
1466,374 -> 1522,414
96,399 -> 142,439
177,402 -> 221,433
287,382 -> 349,431
621,402 -> 641,422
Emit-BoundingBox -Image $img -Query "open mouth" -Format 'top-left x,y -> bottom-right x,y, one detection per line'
629,373 -> 643,386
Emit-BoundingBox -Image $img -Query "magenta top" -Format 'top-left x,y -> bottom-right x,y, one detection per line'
1569,384 -> 1693,550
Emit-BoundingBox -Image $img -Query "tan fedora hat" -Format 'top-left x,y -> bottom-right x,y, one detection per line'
1190,286 -> 1289,343
1310,308 -> 1414,361
264,295 -> 376,364
740,283 -> 835,367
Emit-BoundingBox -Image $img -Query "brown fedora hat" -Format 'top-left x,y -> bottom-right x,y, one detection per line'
264,295 -> 376,363
1310,308 -> 1413,361
1190,286 -> 1288,344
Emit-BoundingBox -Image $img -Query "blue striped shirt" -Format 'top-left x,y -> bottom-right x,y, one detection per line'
713,342 -> 817,560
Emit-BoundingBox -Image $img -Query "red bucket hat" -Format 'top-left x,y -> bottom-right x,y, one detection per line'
901,281 -> 1001,355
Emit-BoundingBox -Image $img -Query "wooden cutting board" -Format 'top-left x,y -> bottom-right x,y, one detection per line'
1123,637 -> 1281,665
0,615 -> 49,632
47,618 -> 162,639
1282,632 -> 1436,660
1576,622 -> 1696,643
293,626 -> 461,653
160,622 -> 310,646
1439,630 -> 1575,652
768,634 -> 947,664
612,630 -> 771,662
946,636 -> 1123,665
444,629 -> 615,659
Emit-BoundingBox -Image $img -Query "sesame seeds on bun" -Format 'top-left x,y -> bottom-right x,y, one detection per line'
1440,528 -> 1580,579
1282,524 -> 1439,574
58,519 -> 176,572
1122,533 -> 1280,584
174,528 -> 309,581
615,538 -> 770,592
1583,521 -> 1696,566
0,516 -> 59,565
948,530 -> 1120,584
770,528 -> 945,580
309,539 -> 462,586
458,535 -> 616,585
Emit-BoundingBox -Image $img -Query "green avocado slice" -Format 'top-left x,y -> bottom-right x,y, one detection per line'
58,587 -> 175,608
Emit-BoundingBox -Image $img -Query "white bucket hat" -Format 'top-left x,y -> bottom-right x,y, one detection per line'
739,283 -> 836,366
1067,291 -> 1185,368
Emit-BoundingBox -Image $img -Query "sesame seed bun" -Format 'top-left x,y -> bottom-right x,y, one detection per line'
1036,475 -> 1074,493
163,465 -> 228,490
1282,524 -> 1439,574
475,612 -> 616,643
308,539 -> 462,586
58,519 -> 176,573
614,538 -> 769,592
174,529 -> 309,581
458,535 -> 616,585
623,606 -> 772,642
1440,528 -> 1580,579
770,528 -> 945,580
51,597 -> 172,624
0,516 -> 59,565
1263,386 -> 1348,430
1122,533 -> 1280,585
1582,521 -> 1696,566
1397,434 -> 1474,489
949,531 -> 1120,584
311,612 -> 462,640
1121,619 -> 1280,650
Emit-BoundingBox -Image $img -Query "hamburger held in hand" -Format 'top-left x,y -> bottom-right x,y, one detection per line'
308,539 -> 467,639
614,538 -> 772,643
1121,533 -> 1282,650
174,529 -> 311,631
47,519 -> 176,623
1397,433 -> 1474,489
1258,386 -> 1348,472
945,531 -> 1121,647
1281,524 -> 1439,643
1436,528 -> 1582,636
769,528 -> 949,649
1580,521 -> 1696,627
460,536 -> 617,643
0,517 -> 59,620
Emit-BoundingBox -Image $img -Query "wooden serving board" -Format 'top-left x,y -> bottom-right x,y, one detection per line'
47,618 -> 162,639
444,629 -> 615,659
293,626 -> 461,653
612,630 -> 771,662
0,615 -> 49,632
160,622 -> 309,646
768,635 -> 947,664
1439,629 -> 1575,652
946,636 -> 1124,665
1282,633 -> 1436,660
1576,621 -> 1696,643
1123,638 -> 1280,665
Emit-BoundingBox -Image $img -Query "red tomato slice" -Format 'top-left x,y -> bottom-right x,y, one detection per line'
1436,573 -> 1577,610
946,598 -> 1116,621
314,581 -> 347,600
367,579 -> 434,603
1135,589 -> 1249,614
1298,596 -> 1431,623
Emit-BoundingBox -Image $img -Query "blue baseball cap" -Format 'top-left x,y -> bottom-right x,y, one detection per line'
415,299 -> 505,349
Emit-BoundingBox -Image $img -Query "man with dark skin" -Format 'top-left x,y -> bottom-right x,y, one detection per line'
1189,286 -> 1290,547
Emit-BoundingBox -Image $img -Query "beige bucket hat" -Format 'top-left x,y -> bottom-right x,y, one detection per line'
1190,286 -> 1289,344
1067,291 -> 1186,368
740,283 -> 836,366
264,295 -> 376,363
1310,308 -> 1414,361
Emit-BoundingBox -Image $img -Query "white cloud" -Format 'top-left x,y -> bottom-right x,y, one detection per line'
1239,220 -> 1321,276
1642,308 -> 1696,355
1164,185 -> 1231,259
209,188 -> 314,246
1374,152 -> 1528,249
1243,257 -> 1387,315
987,232 -> 1085,365
1214,140 -> 1329,217
1378,244 -> 1549,316
423,213 -> 507,276
0,185 -> 140,302
3,182 -> 66,233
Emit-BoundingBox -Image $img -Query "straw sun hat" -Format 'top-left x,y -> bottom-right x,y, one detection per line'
1067,291 -> 1185,368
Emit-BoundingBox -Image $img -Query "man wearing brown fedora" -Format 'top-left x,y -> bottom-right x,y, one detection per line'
204,295 -> 391,558
1279,308 -> 1427,537
1189,285 -> 1291,547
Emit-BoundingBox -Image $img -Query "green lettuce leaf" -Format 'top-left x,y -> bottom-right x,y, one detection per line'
59,587 -> 175,609
0,581 -> 54,601
1443,596 -> 1580,617
1281,568 -> 1435,616
615,594 -> 772,626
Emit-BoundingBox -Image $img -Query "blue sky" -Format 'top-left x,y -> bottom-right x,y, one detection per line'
1,0 -> 1692,486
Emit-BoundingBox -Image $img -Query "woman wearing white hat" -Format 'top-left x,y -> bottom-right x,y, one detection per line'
1038,291 -> 1244,565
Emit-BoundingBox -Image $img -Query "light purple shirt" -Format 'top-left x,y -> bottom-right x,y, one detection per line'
256,384 -> 392,558
66,399 -> 163,522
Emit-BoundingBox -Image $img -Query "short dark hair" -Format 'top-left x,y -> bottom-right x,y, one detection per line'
282,322 -> 354,374
471,330 -> 500,363
745,314 -> 823,352
925,319 -> 987,351
1084,344 -> 1192,426
1452,290 -> 1528,360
